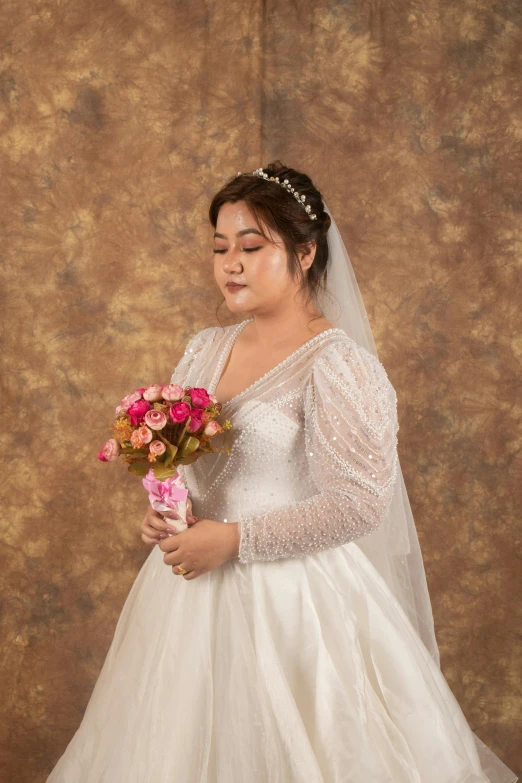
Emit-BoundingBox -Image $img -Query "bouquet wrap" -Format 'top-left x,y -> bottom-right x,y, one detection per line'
142,468 -> 189,534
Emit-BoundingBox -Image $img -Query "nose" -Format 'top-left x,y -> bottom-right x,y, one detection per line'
222,250 -> 243,272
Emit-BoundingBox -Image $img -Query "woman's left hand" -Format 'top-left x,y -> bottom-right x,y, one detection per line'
158,519 -> 240,580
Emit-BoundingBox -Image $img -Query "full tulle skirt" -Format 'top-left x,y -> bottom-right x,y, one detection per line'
47,541 -> 517,783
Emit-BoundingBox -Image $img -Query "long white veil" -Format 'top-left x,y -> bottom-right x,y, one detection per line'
315,201 -> 440,666
314,202 -> 517,783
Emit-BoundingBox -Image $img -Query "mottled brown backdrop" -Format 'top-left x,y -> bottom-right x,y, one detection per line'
1,1 -> 520,780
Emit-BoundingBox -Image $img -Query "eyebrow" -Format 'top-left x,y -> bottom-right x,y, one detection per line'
213,228 -> 264,239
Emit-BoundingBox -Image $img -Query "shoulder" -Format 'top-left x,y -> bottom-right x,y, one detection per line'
170,325 -> 222,384
311,334 -> 398,425
183,325 -> 220,354
314,333 -> 394,387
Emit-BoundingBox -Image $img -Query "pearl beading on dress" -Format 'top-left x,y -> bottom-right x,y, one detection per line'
209,318 -> 346,408
170,324 -> 400,564
235,342 -> 399,563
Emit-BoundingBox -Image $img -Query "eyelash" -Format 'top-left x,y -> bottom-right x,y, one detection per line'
213,247 -> 261,254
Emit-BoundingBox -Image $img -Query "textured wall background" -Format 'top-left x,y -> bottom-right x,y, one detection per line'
1,1 -> 520,780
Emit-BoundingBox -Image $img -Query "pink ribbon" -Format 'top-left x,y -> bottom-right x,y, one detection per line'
142,469 -> 188,510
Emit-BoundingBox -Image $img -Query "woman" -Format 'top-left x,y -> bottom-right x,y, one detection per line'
47,162 -> 517,782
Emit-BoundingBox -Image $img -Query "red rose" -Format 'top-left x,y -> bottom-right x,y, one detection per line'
169,401 -> 191,423
186,408 -> 204,432
188,387 -> 211,408
127,399 -> 152,426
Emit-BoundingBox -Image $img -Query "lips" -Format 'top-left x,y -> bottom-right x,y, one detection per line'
226,282 -> 246,288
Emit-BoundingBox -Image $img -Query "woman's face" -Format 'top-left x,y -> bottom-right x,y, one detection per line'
213,201 -> 313,316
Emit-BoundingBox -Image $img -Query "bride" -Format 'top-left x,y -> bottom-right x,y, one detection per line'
46,162 -> 517,782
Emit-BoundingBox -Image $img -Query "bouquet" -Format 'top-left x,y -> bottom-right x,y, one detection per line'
98,382 -> 232,533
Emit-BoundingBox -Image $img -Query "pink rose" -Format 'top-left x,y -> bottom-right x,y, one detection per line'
169,401 -> 191,423
149,440 -> 166,456
162,383 -> 185,402
186,408 -> 204,432
144,409 -> 168,430
189,387 -> 211,408
138,425 -> 153,444
127,399 -> 152,426
136,387 -> 146,394
203,420 -> 221,437
117,389 -> 142,414
143,384 -> 164,402
97,438 -> 120,462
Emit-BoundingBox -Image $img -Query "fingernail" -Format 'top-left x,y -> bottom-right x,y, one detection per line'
165,527 -> 176,535
159,532 -> 168,539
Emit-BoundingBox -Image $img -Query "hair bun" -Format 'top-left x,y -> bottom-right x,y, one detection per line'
322,212 -> 331,236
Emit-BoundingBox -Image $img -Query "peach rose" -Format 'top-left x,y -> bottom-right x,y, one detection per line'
144,409 -> 168,430
142,384 -> 164,402
138,425 -> 153,444
149,439 -> 166,456
130,429 -> 145,448
203,420 -> 221,437
161,383 -> 185,402
97,438 -> 120,462
116,389 -> 142,414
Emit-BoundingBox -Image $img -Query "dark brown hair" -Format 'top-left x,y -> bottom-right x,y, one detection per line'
209,160 -> 332,320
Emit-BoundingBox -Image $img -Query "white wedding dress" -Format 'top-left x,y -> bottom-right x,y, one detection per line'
47,319 -> 518,783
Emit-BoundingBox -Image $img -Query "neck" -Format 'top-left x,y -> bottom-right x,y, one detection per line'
242,304 -> 328,348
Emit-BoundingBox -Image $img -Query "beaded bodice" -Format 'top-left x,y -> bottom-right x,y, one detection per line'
170,319 -> 399,564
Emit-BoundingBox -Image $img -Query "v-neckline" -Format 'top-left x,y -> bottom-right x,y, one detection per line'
210,318 -> 346,408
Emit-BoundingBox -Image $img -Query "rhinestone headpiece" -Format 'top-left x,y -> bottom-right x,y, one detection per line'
235,168 -> 318,220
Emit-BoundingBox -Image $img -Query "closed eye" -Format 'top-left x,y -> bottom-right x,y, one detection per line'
213,247 -> 261,254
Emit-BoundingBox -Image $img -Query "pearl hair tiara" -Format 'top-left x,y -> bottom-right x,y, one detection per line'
235,168 -> 318,220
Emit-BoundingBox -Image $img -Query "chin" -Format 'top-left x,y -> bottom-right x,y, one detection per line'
226,302 -> 250,314
224,295 -> 251,314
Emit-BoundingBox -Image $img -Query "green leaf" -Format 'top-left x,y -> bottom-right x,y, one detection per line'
152,462 -> 176,481
120,446 -> 149,455
177,435 -> 200,458
164,441 -> 179,470
127,460 -> 152,477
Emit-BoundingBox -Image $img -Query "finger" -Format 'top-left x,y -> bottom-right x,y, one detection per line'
148,516 -> 171,532
163,549 -> 184,567
172,564 -> 196,578
182,570 -> 199,580
159,536 -> 180,555
146,504 -> 165,521
141,522 -> 167,540
141,532 -> 159,546
161,508 -> 179,520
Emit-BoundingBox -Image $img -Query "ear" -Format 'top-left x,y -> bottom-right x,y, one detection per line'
297,241 -> 317,272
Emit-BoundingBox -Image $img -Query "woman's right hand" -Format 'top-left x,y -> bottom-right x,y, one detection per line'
140,497 -> 197,546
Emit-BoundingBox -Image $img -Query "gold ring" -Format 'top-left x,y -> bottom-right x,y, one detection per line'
177,565 -> 187,575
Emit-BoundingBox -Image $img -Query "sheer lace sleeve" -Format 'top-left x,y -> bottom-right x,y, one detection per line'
237,339 -> 400,563
169,327 -> 215,387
